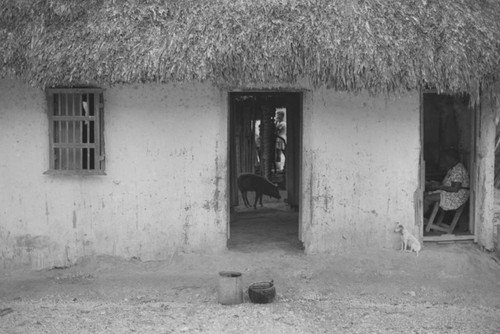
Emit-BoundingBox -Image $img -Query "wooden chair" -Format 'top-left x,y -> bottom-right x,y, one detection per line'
425,200 -> 467,234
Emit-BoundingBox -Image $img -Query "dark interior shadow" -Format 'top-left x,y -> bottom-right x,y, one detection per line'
228,200 -> 302,253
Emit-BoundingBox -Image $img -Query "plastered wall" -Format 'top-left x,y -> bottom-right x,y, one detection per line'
0,80 -> 228,269
1,78 -> 495,268
301,89 -> 421,253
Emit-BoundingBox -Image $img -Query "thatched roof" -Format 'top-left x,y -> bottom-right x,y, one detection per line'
1,0 -> 500,98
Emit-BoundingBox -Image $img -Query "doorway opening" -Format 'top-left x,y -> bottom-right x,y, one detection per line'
228,92 -> 302,252
422,92 -> 475,241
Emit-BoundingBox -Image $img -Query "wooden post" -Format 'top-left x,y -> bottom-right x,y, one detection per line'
497,225 -> 500,258
261,104 -> 274,180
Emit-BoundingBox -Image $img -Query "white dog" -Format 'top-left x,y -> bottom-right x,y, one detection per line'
394,222 -> 421,256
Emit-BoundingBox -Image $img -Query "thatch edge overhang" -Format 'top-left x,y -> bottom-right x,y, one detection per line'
1,0 -> 500,101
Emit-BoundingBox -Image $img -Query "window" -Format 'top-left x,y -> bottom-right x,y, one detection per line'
46,89 -> 105,174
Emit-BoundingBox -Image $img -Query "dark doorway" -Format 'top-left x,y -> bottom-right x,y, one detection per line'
228,92 -> 302,252
422,93 -> 474,238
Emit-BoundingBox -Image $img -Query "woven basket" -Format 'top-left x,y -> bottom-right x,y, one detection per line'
248,280 -> 275,304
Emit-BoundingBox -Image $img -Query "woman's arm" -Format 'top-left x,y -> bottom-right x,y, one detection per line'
436,181 -> 462,193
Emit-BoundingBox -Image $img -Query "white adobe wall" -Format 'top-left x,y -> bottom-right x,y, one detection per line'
0,79 -> 228,269
301,89 -> 421,253
1,78 -> 495,268
475,92 -> 497,250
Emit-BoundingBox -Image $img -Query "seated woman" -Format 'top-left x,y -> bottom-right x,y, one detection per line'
424,149 -> 470,214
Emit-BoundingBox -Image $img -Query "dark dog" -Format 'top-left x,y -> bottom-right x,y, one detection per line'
237,174 -> 281,209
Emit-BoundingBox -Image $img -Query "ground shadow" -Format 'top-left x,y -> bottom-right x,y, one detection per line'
228,194 -> 301,253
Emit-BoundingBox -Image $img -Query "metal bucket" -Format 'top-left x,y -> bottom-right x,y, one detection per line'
217,271 -> 243,305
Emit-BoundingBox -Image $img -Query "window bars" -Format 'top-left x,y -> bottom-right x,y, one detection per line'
46,89 -> 105,174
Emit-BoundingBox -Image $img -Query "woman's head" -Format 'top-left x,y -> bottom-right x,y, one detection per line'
440,149 -> 460,170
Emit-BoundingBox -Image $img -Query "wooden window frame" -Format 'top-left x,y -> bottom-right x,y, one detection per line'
45,88 -> 105,175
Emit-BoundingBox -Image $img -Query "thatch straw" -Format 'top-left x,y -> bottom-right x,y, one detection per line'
1,0 -> 499,99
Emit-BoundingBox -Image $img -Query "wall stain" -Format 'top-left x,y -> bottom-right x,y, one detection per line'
213,178 -> 221,213
183,217 -> 191,246
212,140 -> 221,215
15,235 -> 51,252
309,162 -> 314,226
135,192 -> 139,230
72,211 -> 77,229
45,195 -> 49,225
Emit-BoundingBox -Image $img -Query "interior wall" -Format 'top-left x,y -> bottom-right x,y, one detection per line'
301,89 -> 421,253
423,94 -> 473,179
0,79 -> 228,269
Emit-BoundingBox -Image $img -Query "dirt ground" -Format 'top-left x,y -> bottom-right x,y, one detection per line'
1,241 -> 500,334
1,198 -> 500,334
